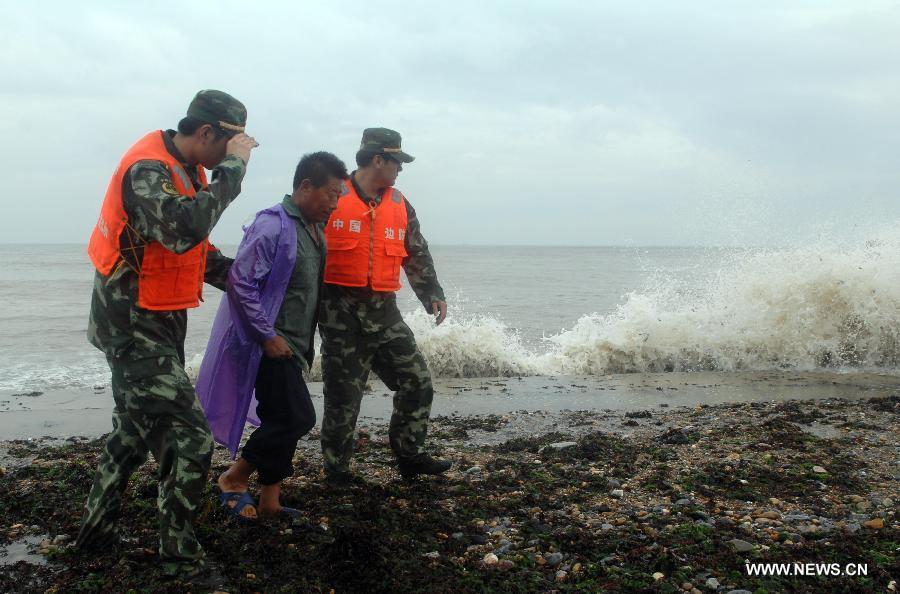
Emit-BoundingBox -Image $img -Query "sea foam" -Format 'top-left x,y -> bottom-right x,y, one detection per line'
402,231 -> 900,377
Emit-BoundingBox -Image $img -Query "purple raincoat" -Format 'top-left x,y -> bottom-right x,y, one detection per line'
196,204 -> 297,457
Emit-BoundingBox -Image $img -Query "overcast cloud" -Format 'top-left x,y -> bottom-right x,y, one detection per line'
2,1 -> 899,246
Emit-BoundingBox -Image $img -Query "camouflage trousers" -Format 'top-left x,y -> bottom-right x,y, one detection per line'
320,320 -> 433,474
76,354 -> 213,577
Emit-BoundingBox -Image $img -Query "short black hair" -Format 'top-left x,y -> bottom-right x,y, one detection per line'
293,151 -> 349,190
355,149 -> 378,168
177,116 -> 229,140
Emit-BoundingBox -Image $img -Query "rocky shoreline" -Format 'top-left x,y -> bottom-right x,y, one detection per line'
1,395 -> 897,593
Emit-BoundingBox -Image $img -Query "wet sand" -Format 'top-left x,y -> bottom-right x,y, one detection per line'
2,371 -> 899,440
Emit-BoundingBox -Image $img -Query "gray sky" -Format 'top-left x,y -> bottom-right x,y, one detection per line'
2,1 -> 899,246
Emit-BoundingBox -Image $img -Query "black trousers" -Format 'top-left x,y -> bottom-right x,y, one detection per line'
241,356 -> 316,485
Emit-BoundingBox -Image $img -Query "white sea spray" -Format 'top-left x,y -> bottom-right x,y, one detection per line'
545,232 -> 900,374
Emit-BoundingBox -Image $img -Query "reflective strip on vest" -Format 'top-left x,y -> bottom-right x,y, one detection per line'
323,183 -> 409,292
86,130 -> 210,311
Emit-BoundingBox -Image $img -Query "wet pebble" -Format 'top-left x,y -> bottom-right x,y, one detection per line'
782,513 -> 811,522
728,539 -> 755,553
545,552 -> 563,567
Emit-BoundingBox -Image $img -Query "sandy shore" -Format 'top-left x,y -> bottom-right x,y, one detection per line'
0,375 -> 897,593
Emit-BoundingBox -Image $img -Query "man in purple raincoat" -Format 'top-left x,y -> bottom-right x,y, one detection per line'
196,152 -> 347,519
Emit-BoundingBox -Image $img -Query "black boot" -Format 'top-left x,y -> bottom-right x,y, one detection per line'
397,453 -> 452,478
173,561 -> 229,591
324,471 -> 350,487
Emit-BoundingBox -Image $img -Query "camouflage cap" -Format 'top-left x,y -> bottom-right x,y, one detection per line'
359,127 -> 414,163
186,89 -> 247,135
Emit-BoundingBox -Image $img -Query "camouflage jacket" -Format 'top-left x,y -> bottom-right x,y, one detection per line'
320,172 -> 445,334
88,130 -> 245,363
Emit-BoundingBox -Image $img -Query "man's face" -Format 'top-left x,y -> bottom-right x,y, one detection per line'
298,176 -> 344,223
197,126 -> 231,169
376,154 -> 402,187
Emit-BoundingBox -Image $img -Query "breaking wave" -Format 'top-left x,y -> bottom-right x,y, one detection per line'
7,229 -> 900,392
391,231 -> 900,378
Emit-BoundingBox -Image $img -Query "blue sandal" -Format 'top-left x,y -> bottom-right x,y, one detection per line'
258,506 -> 302,522
218,490 -> 257,522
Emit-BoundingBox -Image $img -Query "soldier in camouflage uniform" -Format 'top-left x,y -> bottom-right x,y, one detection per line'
319,128 -> 452,483
76,90 -> 257,584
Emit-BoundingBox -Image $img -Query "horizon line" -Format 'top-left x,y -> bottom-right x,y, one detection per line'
0,242 -> 780,250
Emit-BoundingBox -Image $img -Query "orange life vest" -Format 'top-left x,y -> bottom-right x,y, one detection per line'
87,130 -> 210,311
323,182 -> 409,292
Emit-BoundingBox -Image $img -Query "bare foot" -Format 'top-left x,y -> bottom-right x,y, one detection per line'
218,460 -> 257,519
257,482 -> 283,519
257,505 -> 284,518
